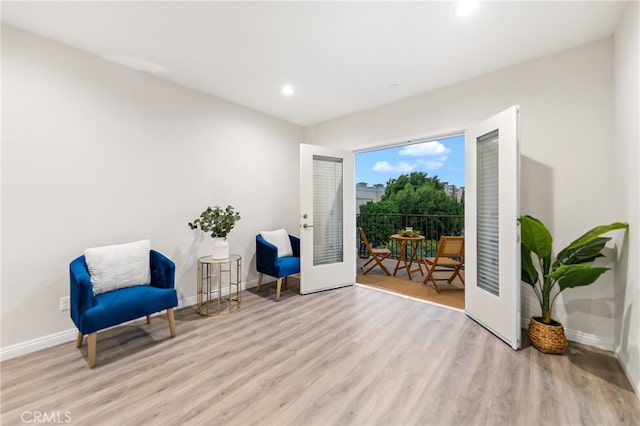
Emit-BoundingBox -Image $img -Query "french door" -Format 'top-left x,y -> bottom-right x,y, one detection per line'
465,105 -> 521,350
299,144 -> 356,294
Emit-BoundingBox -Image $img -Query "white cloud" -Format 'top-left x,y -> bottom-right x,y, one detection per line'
372,161 -> 416,173
417,156 -> 448,170
399,141 -> 451,157
370,141 -> 453,177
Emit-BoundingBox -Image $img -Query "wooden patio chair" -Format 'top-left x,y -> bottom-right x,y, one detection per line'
422,236 -> 465,293
358,227 -> 391,276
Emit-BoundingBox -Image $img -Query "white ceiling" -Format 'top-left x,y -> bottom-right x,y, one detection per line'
1,1 -> 629,126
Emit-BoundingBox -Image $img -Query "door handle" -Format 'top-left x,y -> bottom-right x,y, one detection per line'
303,223 -> 314,229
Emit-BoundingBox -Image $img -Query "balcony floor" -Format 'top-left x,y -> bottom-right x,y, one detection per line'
356,256 -> 465,310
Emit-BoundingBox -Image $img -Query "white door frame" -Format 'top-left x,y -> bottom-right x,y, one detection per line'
354,130 -> 466,293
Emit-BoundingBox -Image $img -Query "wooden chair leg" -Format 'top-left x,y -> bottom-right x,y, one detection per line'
422,262 -> 442,294
146,315 -> 151,324
167,308 -> 176,338
76,331 -> 84,348
276,278 -> 283,301
361,258 -> 374,274
447,267 -> 464,285
446,267 -> 465,291
87,333 -> 97,368
422,262 -> 431,286
257,273 -> 263,291
458,268 -> 465,285
431,277 -> 442,293
362,256 -> 390,275
378,256 -> 391,275
432,267 -> 464,292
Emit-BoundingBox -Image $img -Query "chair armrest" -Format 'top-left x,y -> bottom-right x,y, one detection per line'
256,235 -> 278,275
150,250 -> 176,289
69,255 -> 94,324
289,235 -> 300,258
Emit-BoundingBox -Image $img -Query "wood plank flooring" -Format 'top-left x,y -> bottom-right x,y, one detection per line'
2,282 -> 639,426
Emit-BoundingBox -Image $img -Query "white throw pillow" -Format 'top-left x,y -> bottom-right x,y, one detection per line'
260,229 -> 293,257
84,239 -> 151,295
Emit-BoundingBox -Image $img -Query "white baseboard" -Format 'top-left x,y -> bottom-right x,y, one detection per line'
0,329 -> 79,362
180,295 -> 197,308
0,278 -> 263,362
520,317 -> 614,351
564,328 -> 614,351
615,347 -> 640,399
0,294 -> 200,362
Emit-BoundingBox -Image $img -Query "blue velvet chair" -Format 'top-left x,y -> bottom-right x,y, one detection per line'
256,233 -> 300,301
69,250 -> 178,368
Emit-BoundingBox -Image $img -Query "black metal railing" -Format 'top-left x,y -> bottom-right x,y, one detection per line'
356,213 -> 464,260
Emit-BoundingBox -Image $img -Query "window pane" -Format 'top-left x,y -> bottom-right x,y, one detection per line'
477,130 -> 499,296
313,155 -> 344,266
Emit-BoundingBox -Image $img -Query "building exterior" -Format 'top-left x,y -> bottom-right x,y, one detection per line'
356,182 -> 385,211
443,183 -> 465,203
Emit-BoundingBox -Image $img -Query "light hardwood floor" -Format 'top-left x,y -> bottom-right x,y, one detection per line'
2,282 -> 639,426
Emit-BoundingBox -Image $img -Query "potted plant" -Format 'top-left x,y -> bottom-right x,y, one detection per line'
520,215 -> 628,353
188,205 -> 241,259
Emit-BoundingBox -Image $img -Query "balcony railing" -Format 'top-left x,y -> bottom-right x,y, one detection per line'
356,213 -> 464,260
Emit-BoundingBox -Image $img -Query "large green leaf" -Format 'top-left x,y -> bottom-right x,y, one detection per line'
557,267 -> 610,291
565,222 -> 629,249
519,215 -> 552,259
554,237 -> 610,267
547,262 -> 593,279
521,245 -> 538,286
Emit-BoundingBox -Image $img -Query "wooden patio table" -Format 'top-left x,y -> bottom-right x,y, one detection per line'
390,234 -> 425,280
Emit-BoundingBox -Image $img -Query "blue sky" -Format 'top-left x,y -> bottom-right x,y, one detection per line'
355,135 -> 465,187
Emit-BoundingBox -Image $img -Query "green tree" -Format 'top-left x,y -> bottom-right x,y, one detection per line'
367,172 -> 464,240
382,172 -> 463,216
358,200 -> 399,248
383,172 -> 444,200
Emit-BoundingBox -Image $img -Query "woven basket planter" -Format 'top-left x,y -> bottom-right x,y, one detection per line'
528,317 -> 568,354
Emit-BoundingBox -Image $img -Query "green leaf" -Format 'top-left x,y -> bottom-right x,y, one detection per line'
547,262 -> 593,279
557,267 -> 610,292
553,221 -> 627,270
188,205 -> 241,238
555,237 -> 609,267
566,222 -> 628,249
520,245 -> 538,286
519,215 -> 552,259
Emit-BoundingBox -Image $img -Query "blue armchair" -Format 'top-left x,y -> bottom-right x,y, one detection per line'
256,233 -> 300,301
70,249 -> 178,368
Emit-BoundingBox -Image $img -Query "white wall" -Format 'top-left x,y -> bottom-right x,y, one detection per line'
613,1 -> 639,395
2,16 -> 637,391
1,25 -> 303,351
306,39 -> 626,347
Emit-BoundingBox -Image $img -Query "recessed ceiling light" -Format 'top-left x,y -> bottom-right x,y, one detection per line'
455,0 -> 479,17
281,85 -> 294,96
